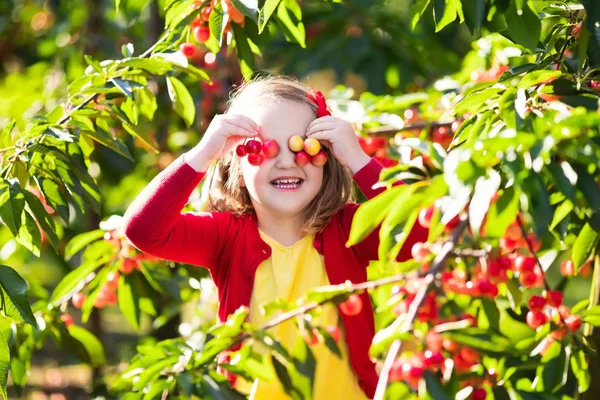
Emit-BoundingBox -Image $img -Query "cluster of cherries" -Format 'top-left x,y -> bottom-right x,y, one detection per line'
234,135 -> 328,167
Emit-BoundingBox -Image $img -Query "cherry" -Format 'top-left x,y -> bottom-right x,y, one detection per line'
61,314 -> 74,328
310,150 -> 328,167
426,330 -> 443,352
565,315 -> 581,332
527,233 -> 542,252
544,290 -> 563,308
235,144 -> 247,157
418,206 -> 434,228
519,271 -> 538,288
528,295 -> 546,312
389,360 -> 404,382
504,220 -> 522,241
340,294 -> 362,316
180,42 -> 196,58
514,255 -> 536,273
500,237 -> 518,252
526,310 -> 548,329
431,126 -> 452,148
303,328 -> 320,346
288,135 -> 304,152
442,339 -> 460,353
245,140 -> 262,154
423,350 -> 444,368
551,327 -> 567,339
295,151 -> 310,166
201,5 -> 213,21
560,260 -> 575,277
303,137 -> 321,156
460,347 -> 481,363
325,325 -> 341,343
411,242 -> 430,262
262,139 -> 279,158
247,153 -> 263,166
106,271 -> 120,290
103,289 -> 118,306
193,26 -> 210,43
476,279 -> 498,298
121,258 -> 139,274
471,388 -> 487,400
72,293 -> 86,309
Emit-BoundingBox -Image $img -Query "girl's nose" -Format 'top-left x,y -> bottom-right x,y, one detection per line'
275,143 -> 297,169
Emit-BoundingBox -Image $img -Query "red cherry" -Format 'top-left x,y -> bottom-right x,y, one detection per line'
121,258 -> 138,274
444,214 -> 461,232
426,331 -> 443,352
180,42 -> 196,58
526,310 -> 548,329
519,271 -> 538,288
61,314 -> 73,328
442,339 -> 460,353
106,271 -> 120,290
411,242 -> 430,262
560,260 -> 575,277
103,289 -> 118,306
325,325 -> 341,343
303,328 -> 320,346
476,279 -> 497,298
295,151 -> 310,166
262,139 -> 279,158
201,5 -> 213,21
247,153 -> 263,166
471,388 -> 487,400
340,294 -> 362,316
504,220 -> 522,241
527,233 -> 542,252
389,360 -> 404,382
514,255 -> 536,273
460,347 -> 481,363
528,295 -> 546,312
193,26 -> 210,43
544,290 -> 563,308
72,293 -> 86,309
235,144 -> 247,157
565,315 -> 581,332
310,150 -> 328,167
245,140 -> 262,154
423,350 -> 444,368
418,207 -> 434,228
500,237 -> 518,252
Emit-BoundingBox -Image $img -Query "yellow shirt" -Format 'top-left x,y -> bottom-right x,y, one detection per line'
236,230 -> 369,400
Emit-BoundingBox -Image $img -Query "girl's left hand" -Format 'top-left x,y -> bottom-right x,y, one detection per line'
306,116 -> 371,173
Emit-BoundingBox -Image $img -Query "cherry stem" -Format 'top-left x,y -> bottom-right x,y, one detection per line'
451,248 -> 488,258
373,218 -> 468,400
515,214 -> 551,293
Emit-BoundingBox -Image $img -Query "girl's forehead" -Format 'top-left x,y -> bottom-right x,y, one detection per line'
235,100 -> 315,139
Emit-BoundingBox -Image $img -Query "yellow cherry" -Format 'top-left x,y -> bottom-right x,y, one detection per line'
288,135 -> 304,152
303,137 -> 321,156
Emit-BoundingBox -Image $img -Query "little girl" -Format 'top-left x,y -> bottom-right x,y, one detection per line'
123,77 -> 426,399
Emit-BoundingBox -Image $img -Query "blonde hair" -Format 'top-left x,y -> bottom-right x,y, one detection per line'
203,76 -> 355,234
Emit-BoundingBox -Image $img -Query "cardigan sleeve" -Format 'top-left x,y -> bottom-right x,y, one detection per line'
347,158 -> 428,262
122,155 -> 233,272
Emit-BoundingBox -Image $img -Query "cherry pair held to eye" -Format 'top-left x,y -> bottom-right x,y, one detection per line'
288,135 -> 328,167
235,139 -> 278,166
235,136 -> 328,167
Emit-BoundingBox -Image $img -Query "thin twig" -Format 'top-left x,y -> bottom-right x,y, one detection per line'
515,214 -> 551,292
373,219 -> 468,399
365,121 -> 454,136
451,248 -> 488,258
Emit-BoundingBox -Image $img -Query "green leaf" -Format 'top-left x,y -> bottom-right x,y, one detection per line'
65,230 -> 106,261
209,2 -> 226,46
433,0 -> 463,32
258,0 -> 282,32
572,216 -> 600,268
230,0 -> 258,23
232,23 -> 255,80
462,0 -> 486,34
84,55 -> 104,75
23,190 -> 59,251
0,178 -> 25,236
166,76 -> 195,127
118,272 -> 142,331
33,176 -> 70,224
0,266 -> 37,327
549,199 -> 573,230
505,0 -> 541,51
275,0 -> 305,48
49,256 -> 111,307
271,355 -> 295,395
121,43 -> 134,57
570,348 -> 591,393
424,370 -> 449,400
347,185 -> 407,246
0,330 -> 9,400
518,70 -> 562,88
443,330 -> 512,353
15,209 -> 42,256
484,186 -> 519,238
81,129 -> 133,161
455,88 -> 503,115
469,171 -> 501,238
411,0 -> 432,30
67,325 -> 106,367
288,336 -> 316,400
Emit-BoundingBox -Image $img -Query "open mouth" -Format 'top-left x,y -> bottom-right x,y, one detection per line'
270,177 -> 304,190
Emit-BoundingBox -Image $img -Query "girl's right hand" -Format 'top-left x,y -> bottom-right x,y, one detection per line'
199,114 -> 261,160
185,114 -> 260,172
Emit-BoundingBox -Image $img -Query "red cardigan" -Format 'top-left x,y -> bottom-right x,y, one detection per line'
122,155 -> 427,398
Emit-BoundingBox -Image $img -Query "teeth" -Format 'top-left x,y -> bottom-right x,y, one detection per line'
271,178 -> 302,189
272,178 -> 301,184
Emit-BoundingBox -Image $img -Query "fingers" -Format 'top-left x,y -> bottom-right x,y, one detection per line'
307,130 -> 335,143
306,119 -> 336,136
223,119 -> 259,138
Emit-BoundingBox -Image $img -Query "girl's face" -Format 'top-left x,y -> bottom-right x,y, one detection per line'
235,100 -> 323,219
